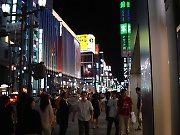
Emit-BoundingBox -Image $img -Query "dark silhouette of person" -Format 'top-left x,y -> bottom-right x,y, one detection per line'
0,95 -> 14,135
22,97 -> 42,135
105,92 -> 111,121
59,92 -> 71,135
15,92 -> 29,135
50,93 -> 57,114
91,93 -> 101,129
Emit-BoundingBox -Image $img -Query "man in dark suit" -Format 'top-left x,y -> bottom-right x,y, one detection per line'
59,92 -> 71,135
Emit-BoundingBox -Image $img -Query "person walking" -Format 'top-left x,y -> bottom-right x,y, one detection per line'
15,92 -> 29,135
0,95 -> 14,135
91,93 -> 101,129
50,93 -> 57,114
105,91 -> 111,123
21,97 -> 43,135
72,91 -> 94,135
106,91 -> 119,135
135,87 -> 143,130
38,94 -> 55,135
117,89 -> 133,135
59,92 -> 71,135
55,89 -> 64,110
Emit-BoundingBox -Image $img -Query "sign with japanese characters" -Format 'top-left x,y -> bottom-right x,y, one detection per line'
120,0 -> 132,57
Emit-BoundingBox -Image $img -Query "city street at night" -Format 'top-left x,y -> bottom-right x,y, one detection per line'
53,98 -> 142,135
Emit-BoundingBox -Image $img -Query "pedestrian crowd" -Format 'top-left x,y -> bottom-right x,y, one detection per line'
0,87 -> 142,135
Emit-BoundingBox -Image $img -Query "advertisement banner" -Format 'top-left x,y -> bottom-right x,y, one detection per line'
77,34 -> 95,53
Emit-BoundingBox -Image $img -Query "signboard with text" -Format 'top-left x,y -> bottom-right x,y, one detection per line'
77,34 -> 95,54
120,0 -> 132,57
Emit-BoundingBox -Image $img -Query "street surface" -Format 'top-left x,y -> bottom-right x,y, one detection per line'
53,98 -> 143,135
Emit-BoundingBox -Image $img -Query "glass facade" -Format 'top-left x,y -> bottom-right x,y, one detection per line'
0,0 -> 81,95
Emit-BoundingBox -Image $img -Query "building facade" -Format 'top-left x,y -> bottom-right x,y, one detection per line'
0,0 -> 81,95
130,0 -> 180,134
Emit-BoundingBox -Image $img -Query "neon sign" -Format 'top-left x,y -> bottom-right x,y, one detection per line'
120,0 -> 131,57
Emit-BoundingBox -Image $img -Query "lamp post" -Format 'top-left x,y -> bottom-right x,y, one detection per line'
2,0 -> 46,95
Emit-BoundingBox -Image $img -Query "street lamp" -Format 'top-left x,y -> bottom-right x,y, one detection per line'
38,0 -> 47,7
2,4 -> 10,13
2,0 -> 46,95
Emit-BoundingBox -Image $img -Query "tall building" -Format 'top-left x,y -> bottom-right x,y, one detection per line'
129,0 -> 180,134
0,0 -> 81,95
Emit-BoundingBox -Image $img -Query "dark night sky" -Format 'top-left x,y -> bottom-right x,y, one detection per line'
53,0 -> 123,82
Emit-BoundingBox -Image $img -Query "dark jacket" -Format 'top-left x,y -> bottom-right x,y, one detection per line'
59,99 -> 71,118
16,109 -> 42,135
0,105 -> 14,135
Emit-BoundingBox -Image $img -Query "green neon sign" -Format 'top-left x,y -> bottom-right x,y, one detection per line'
121,35 -> 131,51
120,23 -> 131,34
120,1 -> 130,8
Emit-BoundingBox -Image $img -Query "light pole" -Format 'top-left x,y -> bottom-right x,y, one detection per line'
2,0 -> 46,95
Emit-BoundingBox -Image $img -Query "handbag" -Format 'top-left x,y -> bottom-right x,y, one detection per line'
130,112 -> 136,124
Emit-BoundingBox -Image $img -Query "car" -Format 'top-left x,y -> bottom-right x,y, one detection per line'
9,94 -> 18,103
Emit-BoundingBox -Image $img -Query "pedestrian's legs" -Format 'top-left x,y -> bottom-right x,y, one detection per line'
119,115 -> 125,135
96,118 -> 99,127
107,117 -> 113,135
84,121 -> 89,135
59,117 -> 68,135
42,123 -> 51,135
137,110 -> 142,129
114,118 -> 119,135
124,116 -> 130,134
93,118 -> 96,128
78,119 -> 84,135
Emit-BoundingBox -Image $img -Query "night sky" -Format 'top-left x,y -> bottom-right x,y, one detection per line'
53,0 -> 123,82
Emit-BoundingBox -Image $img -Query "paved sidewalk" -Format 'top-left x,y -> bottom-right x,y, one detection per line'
54,111 -> 142,135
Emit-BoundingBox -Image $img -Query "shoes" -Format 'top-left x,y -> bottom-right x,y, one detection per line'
96,125 -> 99,128
135,127 -> 142,130
93,127 -> 96,129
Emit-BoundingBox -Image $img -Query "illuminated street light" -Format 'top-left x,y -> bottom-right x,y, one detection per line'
2,4 -> 10,13
38,0 -> 47,7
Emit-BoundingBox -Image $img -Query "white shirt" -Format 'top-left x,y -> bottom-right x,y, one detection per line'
75,100 -> 94,121
107,98 -> 118,117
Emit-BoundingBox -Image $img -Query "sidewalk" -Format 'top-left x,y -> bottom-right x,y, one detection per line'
54,111 -> 142,135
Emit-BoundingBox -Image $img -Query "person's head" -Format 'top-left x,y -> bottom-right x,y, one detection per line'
136,87 -> 141,94
92,93 -> 98,99
18,92 -> 28,102
121,89 -> 128,98
111,91 -> 117,99
52,93 -> 57,98
106,91 -> 111,100
61,92 -> 68,99
81,91 -> 88,101
60,90 -> 64,94
0,95 -> 10,109
25,97 -> 35,110
40,94 -> 49,112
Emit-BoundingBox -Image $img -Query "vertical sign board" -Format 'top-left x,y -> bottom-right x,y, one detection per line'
120,0 -> 131,57
120,0 -> 131,87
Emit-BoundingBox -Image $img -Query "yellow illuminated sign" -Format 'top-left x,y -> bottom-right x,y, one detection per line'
77,34 -> 88,50
78,34 -> 95,53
